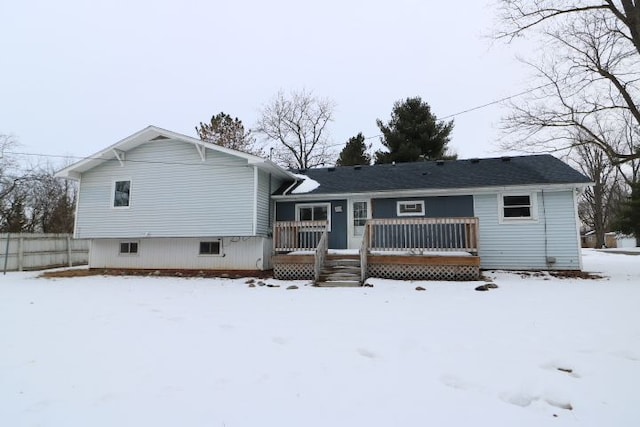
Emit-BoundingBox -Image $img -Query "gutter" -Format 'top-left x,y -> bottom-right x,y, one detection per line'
271,182 -> 594,201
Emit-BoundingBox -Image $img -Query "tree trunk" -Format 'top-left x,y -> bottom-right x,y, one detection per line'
593,183 -> 606,248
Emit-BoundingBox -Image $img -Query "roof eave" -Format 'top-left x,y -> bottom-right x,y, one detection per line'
272,181 -> 592,200
54,125 -> 293,178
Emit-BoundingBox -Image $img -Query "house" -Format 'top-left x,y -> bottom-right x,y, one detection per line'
582,231 -> 638,249
271,155 -> 592,283
55,126 -> 294,271
57,126 -> 592,284
581,230 -> 618,248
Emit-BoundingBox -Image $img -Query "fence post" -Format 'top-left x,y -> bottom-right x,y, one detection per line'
18,235 -> 24,271
2,233 -> 10,275
67,234 -> 72,267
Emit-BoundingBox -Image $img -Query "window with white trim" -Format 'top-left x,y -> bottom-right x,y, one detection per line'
119,241 -> 138,254
397,200 -> 425,217
114,180 -> 131,207
499,193 -> 537,221
295,203 -> 331,230
199,240 -> 222,255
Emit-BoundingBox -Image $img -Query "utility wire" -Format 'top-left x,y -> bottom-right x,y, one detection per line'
350,81 -> 555,144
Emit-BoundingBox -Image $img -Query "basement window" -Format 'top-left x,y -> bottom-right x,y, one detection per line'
119,241 -> 138,254
397,200 -> 425,217
199,240 -> 222,255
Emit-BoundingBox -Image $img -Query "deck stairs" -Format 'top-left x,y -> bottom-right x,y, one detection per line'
315,254 -> 362,287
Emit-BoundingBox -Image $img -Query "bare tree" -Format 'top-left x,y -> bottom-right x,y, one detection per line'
1,138 -> 77,233
255,89 -> 335,170
27,164 -> 77,233
496,1 -> 640,164
1,134 -> 20,201
573,139 -> 624,247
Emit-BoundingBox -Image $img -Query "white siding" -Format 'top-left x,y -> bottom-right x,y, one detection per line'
76,139 -> 256,238
89,237 -> 272,270
475,190 -> 582,270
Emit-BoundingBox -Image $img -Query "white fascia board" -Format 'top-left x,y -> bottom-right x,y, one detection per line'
271,182 -> 592,201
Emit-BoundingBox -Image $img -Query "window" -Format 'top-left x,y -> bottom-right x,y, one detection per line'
500,193 -> 537,221
397,200 -> 425,217
119,241 -> 138,254
295,203 -> 331,230
114,180 -> 131,207
199,240 -> 222,255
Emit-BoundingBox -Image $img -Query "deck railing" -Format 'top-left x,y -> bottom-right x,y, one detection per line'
274,220 -> 329,252
365,217 -> 479,254
314,230 -> 329,282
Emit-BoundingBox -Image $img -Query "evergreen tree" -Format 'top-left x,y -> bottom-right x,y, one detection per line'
196,112 -> 263,156
374,97 -> 455,164
336,133 -> 371,166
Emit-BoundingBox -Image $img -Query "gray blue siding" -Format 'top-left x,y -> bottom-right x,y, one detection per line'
275,200 -> 348,249
475,190 -> 582,270
372,195 -> 473,218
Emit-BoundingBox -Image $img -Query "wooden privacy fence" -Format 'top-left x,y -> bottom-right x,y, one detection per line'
274,220 -> 328,252
1,233 -> 89,272
365,217 -> 479,254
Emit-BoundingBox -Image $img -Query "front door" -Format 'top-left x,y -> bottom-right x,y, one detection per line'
348,199 -> 371,249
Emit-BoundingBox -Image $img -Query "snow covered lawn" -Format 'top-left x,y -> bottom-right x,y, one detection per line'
1,249 -> 639,426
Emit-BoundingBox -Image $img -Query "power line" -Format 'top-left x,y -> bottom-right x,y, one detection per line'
3,151 -> 218,167
439,82 -> 555,120
326,82 -> 555,146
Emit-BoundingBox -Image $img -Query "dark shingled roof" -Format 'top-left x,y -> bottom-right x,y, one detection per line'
274,154 -> 591,196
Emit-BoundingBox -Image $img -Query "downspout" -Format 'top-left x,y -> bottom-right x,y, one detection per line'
541,190 -> 554,268
268,173 -> 272,230
282,178 -> 299,196
252,166 -> 259,235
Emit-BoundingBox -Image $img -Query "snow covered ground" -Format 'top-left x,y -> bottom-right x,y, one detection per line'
1,249 -> 639,426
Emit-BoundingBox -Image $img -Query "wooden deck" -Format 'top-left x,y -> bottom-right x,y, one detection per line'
272,252 -> 481,282
272,217 -> 482,283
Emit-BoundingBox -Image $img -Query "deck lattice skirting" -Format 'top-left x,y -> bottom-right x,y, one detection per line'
367,263 -> 479,281
365,254 -> 481,281
273,263 -> 315,280
272,259 -> 480,281
272,255 -> 315,280
272,254 -> 480,282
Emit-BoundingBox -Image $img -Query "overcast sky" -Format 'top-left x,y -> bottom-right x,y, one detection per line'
1,0 -> 531,166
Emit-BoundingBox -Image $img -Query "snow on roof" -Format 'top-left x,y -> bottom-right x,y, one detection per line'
290,173 -> 320,194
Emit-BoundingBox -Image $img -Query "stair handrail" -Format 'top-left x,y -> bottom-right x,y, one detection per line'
360,221 -> 370,283
314,229 -> 329,283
